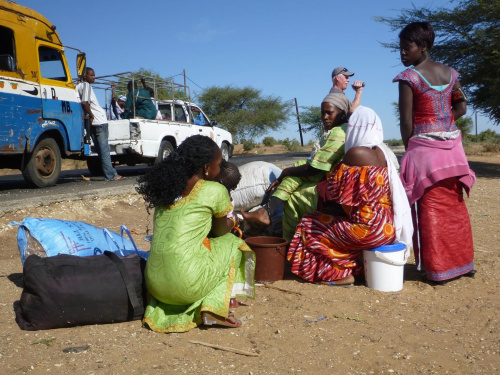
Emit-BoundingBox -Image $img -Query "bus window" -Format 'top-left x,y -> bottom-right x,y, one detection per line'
0,26 -> 15,71
39,46 -> 67,81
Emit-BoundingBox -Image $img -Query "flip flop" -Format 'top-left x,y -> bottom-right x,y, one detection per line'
229,298 -> 240,308
202,312 -> 242,328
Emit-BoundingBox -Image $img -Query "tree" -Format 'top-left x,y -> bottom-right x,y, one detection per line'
376,0 -> 500,124
455,116 -> 473,135
197,85 -> 291,140
112,68 -> 187,101
392,102 -> 400,122
299,106 -> 323,139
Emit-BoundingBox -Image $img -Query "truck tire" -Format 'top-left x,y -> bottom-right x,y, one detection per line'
155,140 -> 174,164
86,157 -> 103,176
221,143 -> 230,162
22,137 -> 61,188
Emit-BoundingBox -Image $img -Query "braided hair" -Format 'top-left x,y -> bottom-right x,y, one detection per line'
136,135 -> 220,209
216,160 -> 241,193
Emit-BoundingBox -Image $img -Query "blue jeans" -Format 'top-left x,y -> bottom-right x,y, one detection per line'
90,123 -> 117,180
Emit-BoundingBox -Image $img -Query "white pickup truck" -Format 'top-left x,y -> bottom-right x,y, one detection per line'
86,98 -> 233,175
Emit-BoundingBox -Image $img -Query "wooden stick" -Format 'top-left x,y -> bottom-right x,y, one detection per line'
257,283 -> 302,295
189,340 -> 259,357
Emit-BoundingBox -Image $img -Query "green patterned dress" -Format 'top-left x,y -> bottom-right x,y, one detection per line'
143,180 -> 255,333
273,124 -> 347,241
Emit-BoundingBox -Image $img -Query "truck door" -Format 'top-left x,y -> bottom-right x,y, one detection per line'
0,24 -> 42,154
190,105 -> 214,140
37,42 -> 82,152
172,103 -> 192,144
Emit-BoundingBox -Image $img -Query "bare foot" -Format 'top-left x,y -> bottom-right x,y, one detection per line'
319,274 -> 355,286
240,207 -> 270,226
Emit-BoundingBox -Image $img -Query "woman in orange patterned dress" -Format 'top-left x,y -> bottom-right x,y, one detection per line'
287,106 -> 412,286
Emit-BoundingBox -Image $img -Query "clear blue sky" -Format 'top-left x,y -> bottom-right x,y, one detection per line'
19,0 -> 496,143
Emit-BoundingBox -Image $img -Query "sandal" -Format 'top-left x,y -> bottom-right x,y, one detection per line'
229,298 -> 240,308
202,312 -> 242,328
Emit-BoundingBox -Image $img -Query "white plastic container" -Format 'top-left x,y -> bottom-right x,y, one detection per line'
363,242 -> 407,292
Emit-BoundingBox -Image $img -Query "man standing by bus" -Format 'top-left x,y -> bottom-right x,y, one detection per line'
77,67 -> 125,181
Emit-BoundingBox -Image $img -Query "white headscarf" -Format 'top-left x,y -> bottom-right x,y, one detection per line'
346,106 -> 413,257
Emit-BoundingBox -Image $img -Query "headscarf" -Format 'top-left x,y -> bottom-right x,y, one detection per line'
118,95 -> 127,102
309,93 -> 352,160
346,106 -> 413,257
322,93 -> 351,115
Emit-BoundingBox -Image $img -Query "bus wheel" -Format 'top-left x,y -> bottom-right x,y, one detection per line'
22,138 -> 61,188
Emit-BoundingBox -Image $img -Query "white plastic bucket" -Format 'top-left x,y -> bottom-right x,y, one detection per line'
363,242 -> 407,292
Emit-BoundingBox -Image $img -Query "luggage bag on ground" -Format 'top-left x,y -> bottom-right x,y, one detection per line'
15,251 -> 146,331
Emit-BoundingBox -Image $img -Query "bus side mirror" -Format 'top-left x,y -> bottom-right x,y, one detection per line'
0,55 -> 14,71
76,52 -> 86,79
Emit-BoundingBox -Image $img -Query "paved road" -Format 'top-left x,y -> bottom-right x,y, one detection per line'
0,152 -> 310,215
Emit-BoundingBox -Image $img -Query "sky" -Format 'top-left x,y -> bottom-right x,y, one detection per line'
18,0 -> 496,143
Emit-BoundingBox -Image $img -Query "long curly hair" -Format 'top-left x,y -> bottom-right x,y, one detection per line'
136,135 -> 220,209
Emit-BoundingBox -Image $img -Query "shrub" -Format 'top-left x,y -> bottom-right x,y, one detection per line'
478,129 -> 499,142
482,140 -> 500,153
385,139 -> 404,147
242,139 -> 256,151
262,136 -> 276,147
284,139 -> 302,152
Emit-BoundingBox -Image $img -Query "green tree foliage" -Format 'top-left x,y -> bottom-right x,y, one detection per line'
477,129 -> 499,142
242,139 -> 256,151
262,136 -> 277,147
281,138 -> 302,152
299,106 -> 323,138
197,86 -> 291,139
455,116 -> 473,135
376,0 -> 500,124
114,68 -> 187,101
392,102 -> 400,122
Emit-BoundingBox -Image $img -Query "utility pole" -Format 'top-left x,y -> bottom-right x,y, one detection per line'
475,111 -> 478,138
294,98 -> 304,146
183,69 -> 187,97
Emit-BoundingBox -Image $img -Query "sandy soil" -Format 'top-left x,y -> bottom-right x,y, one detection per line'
0,150 -> 499,374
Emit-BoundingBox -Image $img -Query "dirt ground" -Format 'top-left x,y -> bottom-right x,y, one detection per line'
0,148 -> 499,374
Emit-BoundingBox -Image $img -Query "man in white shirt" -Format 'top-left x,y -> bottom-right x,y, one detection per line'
329,66 -> 365,113
76,67 -> 125,180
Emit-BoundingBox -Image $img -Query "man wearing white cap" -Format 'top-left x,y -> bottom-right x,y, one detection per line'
330,66 -> 364,113
108,84 -> 126,120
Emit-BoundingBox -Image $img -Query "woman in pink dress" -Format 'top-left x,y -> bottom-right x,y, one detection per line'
393,22 -> 476,283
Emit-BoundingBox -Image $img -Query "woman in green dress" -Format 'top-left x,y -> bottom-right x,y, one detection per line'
242,93 -> 350,241
136,135 -> 255,333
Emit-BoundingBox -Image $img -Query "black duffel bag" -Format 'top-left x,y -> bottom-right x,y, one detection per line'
15,251 -> 146,331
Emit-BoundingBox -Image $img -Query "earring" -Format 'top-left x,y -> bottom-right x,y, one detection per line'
205,172 -> 209,176
422,47 -> 427,51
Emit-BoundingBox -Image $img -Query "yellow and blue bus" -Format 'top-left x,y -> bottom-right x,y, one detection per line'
0,0 -> 87,187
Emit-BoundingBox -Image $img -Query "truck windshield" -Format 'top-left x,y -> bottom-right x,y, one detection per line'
39,46 -> 67,81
